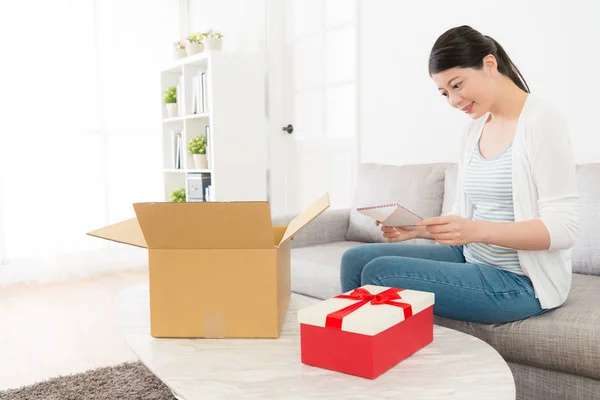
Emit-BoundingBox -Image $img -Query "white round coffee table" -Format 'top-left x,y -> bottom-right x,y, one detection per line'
115,284 -> 515,399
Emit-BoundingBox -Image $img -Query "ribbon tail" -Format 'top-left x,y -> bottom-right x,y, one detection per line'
335,294 -> 362,300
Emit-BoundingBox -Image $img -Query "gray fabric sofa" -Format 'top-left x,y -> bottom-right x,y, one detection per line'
275,162 -> 600,400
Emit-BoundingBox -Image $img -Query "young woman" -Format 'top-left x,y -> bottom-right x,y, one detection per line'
340,25 -> 579,324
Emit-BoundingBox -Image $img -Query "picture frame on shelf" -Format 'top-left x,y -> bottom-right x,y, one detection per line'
186,173 -> 212,202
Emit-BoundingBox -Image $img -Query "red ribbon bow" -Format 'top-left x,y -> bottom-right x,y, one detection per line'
325,287 -> 413,330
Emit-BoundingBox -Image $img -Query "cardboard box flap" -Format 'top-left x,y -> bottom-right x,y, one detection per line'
133,201 -> 275,249
87,218 -> 147,248
280,193 -> 330,245
272,226 -> 286,245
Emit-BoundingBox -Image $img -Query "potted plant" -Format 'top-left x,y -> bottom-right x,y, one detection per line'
185,32 -> 204,56
163,86 -> 178,118
169,188 -> 186,203
163,86 -> 179,118
173,39 -> 187,60
188,134 -> 208,169
203,30 -> 224,51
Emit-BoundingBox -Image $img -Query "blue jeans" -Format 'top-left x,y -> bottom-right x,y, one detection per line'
340,243 -> 547,324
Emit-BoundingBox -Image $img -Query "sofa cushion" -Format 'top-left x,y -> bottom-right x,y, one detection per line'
274,208 -> 351,249
435,273 -> 600,381
290,241 -> 362,299
572,164 -> 600,276
441,163 -> 458,215
508,362 -> 600,400
345,163 -> 450,243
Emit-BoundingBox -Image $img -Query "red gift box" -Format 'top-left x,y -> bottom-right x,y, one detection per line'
297,285 -> 435,379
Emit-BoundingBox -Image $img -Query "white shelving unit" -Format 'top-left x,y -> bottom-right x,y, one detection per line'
160,51 -> 267,202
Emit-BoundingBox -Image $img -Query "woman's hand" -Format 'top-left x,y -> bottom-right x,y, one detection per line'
376,221 -> 429,243
416,215 -> 482,246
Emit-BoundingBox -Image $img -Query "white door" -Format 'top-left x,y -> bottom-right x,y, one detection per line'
267,0 -> 359,216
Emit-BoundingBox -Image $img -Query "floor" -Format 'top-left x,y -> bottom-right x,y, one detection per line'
0,270 -> 149,391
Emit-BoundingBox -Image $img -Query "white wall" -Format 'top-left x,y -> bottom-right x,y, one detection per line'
0,0 -> 181,284
360,0 -> 600,165
187,0 -> 266,54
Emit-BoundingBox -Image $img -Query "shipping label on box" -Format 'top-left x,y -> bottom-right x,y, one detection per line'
297,285 -> 435,379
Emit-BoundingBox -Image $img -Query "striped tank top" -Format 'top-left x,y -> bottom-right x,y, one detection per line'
462,140 -> 524,275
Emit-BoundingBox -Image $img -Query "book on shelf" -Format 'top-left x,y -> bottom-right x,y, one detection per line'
205,125 -> 211,166
205,184 -> 212,202
172,131 -> 182,169
201,71 -> 208,113
174,84 -> 180,118
177,74 -> 184,116
190,72 -> 209,115
196,71 -> 203,114
194,70 -> 209,114
192,76 -> 200,114
192,76 -> 202,114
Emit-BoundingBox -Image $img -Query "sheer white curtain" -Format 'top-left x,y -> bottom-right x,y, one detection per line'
0,0 -> 179,285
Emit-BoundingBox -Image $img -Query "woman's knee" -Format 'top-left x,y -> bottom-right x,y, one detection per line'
341,244 -> 373,269
361,256 -> 404,285
361,255 -> 429,285
340,244 -> 379,285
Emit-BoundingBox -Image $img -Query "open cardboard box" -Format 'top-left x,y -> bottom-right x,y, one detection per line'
87,193 -> 330,339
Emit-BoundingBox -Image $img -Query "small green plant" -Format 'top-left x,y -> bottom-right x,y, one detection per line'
188,134 -> 207,155
169,188 -> 186,203
204,30 -> 223,39
186,32 -> 204,44
163,86 -> 177,104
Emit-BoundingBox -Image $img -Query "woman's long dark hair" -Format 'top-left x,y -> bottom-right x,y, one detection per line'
429,25 -> 530,93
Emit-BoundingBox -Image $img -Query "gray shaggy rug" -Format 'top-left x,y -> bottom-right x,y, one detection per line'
0,362 -> 174,400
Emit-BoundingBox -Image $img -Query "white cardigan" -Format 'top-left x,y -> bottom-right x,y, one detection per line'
450,94 -> 579,309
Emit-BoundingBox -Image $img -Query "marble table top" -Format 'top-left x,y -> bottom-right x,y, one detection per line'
115,284 -> 515,399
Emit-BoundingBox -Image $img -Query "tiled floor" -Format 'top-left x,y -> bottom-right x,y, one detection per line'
0,270 -> 148,390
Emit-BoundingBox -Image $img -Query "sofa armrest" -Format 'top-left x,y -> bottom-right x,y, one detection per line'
273,208 -> 351,248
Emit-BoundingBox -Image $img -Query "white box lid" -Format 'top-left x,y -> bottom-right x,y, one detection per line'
297,285 -> 435,336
